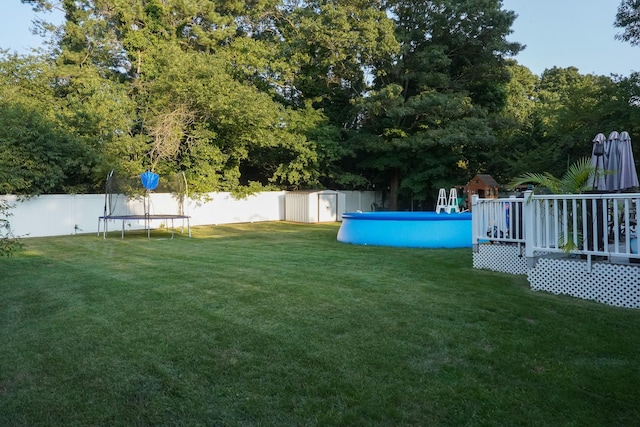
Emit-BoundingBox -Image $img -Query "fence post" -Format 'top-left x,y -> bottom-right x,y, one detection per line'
523,190 -> 537,268
471,194 -> 479,252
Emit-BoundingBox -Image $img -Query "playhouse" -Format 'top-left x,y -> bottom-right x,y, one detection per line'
464,174 -> 499,211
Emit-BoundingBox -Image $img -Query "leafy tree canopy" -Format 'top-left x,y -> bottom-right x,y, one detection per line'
5,0 -> 639,206
615,0 -> 640,46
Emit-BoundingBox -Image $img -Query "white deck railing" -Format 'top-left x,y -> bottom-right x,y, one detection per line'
471,195 -> 526,245
472,191 -> 640,266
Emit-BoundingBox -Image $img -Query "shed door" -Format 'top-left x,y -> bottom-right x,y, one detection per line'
318,194 -> 338,222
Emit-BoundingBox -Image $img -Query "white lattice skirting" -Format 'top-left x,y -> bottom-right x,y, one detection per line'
473,243 -> 528,275
528,257 -> 640,309
473,244 -> 640,309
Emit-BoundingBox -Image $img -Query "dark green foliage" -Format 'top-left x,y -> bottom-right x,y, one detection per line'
0,52 -> 136,194
498,67 -> 640,181
0,102 -> 97,195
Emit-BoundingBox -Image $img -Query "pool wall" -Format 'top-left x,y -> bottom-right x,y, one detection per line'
337,211 -> 472,248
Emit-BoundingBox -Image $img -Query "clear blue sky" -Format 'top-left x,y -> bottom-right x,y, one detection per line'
1,0 -> 638,77
0,1 -> 63,55
502,0 -> 638,76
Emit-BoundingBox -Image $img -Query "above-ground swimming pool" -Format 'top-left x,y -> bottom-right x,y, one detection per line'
337,211 -> 472,248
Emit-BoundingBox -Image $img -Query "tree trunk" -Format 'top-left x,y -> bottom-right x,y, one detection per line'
388,169 -> 400,211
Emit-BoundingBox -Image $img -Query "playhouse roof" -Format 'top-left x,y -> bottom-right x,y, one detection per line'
468,174 -> 499,187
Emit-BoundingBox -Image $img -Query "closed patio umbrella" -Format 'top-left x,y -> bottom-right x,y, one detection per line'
617,131 -> 639,190
588,131 -> 639,192
605,131 -> 621,191
588,132 -> 607,191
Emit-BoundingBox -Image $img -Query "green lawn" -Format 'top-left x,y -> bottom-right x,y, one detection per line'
1,222 -> 638,426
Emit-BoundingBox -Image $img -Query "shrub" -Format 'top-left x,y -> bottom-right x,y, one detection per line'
0,199 -> 22,256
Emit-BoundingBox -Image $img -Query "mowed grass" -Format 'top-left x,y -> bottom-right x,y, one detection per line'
1,222 -> 639,426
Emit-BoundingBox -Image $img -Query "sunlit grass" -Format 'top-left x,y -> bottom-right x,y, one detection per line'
1,222 -> 639,426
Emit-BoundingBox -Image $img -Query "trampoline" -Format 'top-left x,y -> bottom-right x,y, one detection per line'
98,170 -> 191,239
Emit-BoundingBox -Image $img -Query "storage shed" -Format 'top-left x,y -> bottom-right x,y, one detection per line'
285,190 -> 346,223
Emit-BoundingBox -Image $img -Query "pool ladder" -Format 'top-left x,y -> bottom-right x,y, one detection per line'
436,188 -> 460,214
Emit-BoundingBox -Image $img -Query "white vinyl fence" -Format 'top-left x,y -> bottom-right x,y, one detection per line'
1,190 -> 380,238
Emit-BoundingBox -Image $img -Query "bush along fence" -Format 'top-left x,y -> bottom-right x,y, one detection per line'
472,191 -> 640,309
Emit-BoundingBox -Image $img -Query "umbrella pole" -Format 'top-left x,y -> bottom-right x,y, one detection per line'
146,189 -> 150,239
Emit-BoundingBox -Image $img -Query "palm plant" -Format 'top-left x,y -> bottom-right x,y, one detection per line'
508,157 -> 598,195
508,157 -> 602,252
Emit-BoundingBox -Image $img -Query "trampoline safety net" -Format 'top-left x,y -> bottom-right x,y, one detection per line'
99,170 -> 191,239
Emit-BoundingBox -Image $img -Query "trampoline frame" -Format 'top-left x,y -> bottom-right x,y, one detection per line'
98,214 -> 191,239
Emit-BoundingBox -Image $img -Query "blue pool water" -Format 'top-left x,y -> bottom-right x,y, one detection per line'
337,211 -> 472,248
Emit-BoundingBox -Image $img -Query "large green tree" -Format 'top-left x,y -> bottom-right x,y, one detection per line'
487,61 -> 538,183
351,0 -> 521,209
21,0 -> 329,192
271,0 -> 399,190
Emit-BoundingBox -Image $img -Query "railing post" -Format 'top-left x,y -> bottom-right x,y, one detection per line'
523,190 -> 537,268
471,194 -> 479,252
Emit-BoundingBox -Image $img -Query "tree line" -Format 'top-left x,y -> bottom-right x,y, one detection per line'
1,0 -> 639,210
